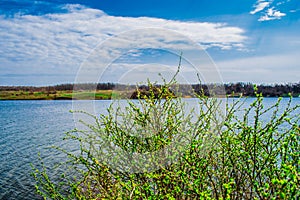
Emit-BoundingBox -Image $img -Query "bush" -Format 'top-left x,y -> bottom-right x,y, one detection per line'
32,77 -> 300,199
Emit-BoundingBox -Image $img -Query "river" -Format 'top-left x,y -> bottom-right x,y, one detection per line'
0,98 -> 299,199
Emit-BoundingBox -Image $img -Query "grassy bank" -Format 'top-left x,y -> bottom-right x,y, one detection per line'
0,90 -> 114,100
1,89 -> 299,100
1,81 -> 300,100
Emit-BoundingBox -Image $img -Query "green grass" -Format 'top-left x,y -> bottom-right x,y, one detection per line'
0,90 -> 114,100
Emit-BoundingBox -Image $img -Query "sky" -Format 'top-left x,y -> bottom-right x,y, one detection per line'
0,0 -> 299,85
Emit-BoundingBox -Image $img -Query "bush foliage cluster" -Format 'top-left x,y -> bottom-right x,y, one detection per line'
32,77 -> 299,199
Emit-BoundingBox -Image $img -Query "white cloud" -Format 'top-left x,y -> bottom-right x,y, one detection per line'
258,7 -> 286,21
0,4 -> 246,66
268,7 -> 286,17
0,4 -> 247,85
250,1 -> 270,14
250,0 -> 291,21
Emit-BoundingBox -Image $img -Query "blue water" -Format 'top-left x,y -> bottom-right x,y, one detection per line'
0,98 -> 299,199
0,101 -> 69,199
0,100 -> 112,199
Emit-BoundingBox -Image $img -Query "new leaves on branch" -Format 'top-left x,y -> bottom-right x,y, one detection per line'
32,72 -> 300,199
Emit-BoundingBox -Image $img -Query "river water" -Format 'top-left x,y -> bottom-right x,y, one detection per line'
0,98 -> 299,199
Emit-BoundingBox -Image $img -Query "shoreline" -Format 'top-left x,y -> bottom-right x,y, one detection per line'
1,95 -> 299,101
1,82 -> 300,100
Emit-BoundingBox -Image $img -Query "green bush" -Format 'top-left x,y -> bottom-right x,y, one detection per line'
32,76 -> 300,199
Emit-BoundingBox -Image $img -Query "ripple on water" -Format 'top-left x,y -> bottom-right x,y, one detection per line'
1,99 -> 298,199
0,100 -> 77,199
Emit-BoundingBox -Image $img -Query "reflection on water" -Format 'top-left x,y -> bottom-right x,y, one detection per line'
0,98 -> 299,199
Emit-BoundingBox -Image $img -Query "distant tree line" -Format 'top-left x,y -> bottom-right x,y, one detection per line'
0,83 -> 116,92
133,82 -> 300,97
191,82 -> 300,97
0,82 -> 299,97
223,82 -> 300,97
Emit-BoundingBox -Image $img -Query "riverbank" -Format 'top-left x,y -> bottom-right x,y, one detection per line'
1,90 -> 299,100
0,90 -> 114,100
1,82 -> 300,100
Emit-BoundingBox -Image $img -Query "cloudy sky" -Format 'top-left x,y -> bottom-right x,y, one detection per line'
0,0 -> 299,85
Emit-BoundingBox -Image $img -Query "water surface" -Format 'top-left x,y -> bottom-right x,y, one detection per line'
0,98 -> 298,199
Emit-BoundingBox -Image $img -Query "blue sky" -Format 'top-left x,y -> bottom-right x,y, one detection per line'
0,0 -> 299,85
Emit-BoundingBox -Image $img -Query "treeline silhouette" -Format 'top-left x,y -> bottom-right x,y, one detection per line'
1,82 -> 300,97
0,83 -> 116,92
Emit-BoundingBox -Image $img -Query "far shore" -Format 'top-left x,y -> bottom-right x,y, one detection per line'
1,82 -> 300,100
0,90 -> 299,100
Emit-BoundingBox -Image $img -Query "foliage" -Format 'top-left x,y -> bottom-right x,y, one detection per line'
32,77 -> 300,199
